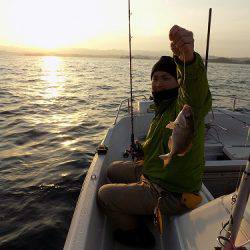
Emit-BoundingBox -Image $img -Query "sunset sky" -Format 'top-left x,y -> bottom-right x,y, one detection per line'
0,0 -> 249,57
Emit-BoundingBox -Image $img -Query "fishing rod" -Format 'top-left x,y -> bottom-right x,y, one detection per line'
123,0 -> 143,160
205,8 -> 212,71
205,8 -> 216,122
128,0 -> 136,156
99,1 -> 136,158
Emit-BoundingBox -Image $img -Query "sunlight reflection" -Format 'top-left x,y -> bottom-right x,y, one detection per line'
61,140 -> 78,151
51,112 -> 87,128
61,173 -> 69,177
40,56 -> 65,99
61,139 -> 78,147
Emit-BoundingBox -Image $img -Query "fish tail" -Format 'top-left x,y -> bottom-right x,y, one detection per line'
159,153 -> 172,167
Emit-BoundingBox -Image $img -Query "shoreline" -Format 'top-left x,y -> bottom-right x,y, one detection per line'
1,52 -> 250,65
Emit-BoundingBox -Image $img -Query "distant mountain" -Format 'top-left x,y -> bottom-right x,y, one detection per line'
0,45 -> 28,54
0,46 -> 167,58
20,49 -> 169,59
0,46 -> 249,64
208,57 -> 250,65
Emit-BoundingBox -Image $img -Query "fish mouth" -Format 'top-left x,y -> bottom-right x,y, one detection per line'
183,104 -> 192,110
182,105 -> 193,118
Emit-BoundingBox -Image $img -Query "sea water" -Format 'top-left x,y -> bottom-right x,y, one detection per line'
0,54 -> 249,249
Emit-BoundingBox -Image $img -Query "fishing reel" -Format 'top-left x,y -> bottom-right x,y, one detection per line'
123,140 -> 144,160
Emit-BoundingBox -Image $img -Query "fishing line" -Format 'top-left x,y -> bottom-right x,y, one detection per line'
217,109 -> 250,127
179,52 -> 201,139
176,52 -> 194,106
206,125 -> 224,146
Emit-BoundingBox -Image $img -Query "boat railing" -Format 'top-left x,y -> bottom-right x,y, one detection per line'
212,93 -> 250,111
113,94 -> 147,125
113,94 -> 249,125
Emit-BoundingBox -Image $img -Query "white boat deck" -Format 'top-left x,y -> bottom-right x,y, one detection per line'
205,108 -> 249,159
203,109 -> 249,197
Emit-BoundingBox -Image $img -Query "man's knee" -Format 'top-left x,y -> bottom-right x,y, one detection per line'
97,184 -> 114,208
106,161 -> 123,182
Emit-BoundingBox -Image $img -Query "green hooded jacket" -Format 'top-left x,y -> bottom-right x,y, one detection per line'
142,52 -> 212,193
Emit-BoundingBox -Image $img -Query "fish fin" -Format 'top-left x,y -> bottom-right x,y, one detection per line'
166,122 -> 175,130
177,143 -> 193,156
163,156 -> 171,167
159,153 -> 172,167
159,154 -> 167,160
168,136 -> 173,151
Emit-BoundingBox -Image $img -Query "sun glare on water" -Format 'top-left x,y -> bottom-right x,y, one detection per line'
37,56 -> 85,130
40,56 -> 65,99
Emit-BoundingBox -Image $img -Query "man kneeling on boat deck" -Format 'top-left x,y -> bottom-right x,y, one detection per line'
97,25 -> 212,248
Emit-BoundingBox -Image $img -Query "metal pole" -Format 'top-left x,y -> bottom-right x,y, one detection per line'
223,153 -> 250,249
233,97 -> 236,111
128,0 -> 135,152
205,8 -> 212,71
205,8 -> 215,120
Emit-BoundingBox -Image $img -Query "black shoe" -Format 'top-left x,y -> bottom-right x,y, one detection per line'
113,225 -> 155,248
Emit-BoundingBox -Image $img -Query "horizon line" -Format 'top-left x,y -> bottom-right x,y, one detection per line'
0,46 -> 250,60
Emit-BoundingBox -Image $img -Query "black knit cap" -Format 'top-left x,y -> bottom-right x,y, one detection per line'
151,56 -> 177,80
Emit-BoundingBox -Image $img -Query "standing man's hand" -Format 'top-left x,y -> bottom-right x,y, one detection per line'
169,25 -> 194,63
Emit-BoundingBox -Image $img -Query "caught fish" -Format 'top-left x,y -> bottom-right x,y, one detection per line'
159,104 -> 195,167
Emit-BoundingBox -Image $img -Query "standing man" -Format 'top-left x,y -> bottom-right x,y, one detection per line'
97,25 -> 212,248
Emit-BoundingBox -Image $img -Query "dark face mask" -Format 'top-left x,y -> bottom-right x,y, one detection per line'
152,87 -> 179,106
